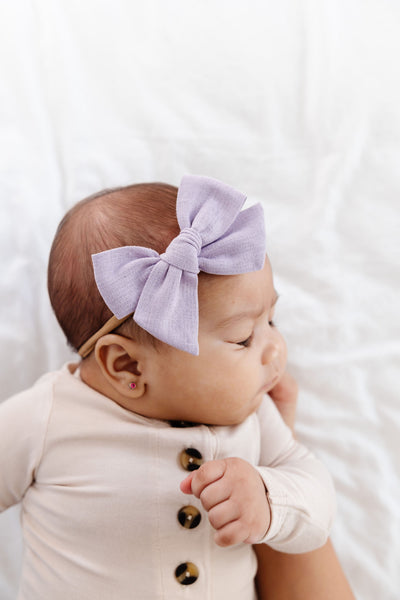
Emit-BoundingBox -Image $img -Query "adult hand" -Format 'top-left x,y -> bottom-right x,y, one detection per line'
268,370 -> 298,433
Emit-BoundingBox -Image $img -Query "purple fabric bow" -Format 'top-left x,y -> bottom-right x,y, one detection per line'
92,175 -> 266,355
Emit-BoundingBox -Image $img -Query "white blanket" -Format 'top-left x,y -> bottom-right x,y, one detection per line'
0,2 -> 399,598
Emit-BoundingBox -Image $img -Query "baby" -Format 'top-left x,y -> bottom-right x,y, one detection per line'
0,175 -> 336,599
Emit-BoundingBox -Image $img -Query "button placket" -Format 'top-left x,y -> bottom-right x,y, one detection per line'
174,447 -> 204,586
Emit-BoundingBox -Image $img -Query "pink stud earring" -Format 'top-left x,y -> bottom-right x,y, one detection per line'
129,382 -> 137,390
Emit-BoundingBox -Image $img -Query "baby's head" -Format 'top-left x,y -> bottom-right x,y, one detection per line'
48,182 -> 180,352
48,176 -> 287,425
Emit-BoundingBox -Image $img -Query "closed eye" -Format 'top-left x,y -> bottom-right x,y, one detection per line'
238,319 -> 275,347
237,335 -> 253,347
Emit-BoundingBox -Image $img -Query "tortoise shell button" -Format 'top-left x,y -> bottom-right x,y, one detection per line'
175,562 -> 199,585
179,447 -> 204,471
177,505 -> 202,529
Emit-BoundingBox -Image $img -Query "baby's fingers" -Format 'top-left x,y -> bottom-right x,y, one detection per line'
213,519 -> 250,547
208,499 -> 240,531
180,473 -> 194,495
189,460 -> 226,500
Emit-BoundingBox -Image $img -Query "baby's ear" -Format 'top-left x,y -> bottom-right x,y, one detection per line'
94,334 -> 147,398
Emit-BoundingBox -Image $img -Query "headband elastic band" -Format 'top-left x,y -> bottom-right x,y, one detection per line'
78,315 -> 132,358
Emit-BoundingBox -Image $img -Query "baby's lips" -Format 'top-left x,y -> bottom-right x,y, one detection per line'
180,473 -> 194,494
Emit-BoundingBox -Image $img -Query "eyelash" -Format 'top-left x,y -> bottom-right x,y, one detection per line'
237,336 -> 253,347
237,320 -> 275,347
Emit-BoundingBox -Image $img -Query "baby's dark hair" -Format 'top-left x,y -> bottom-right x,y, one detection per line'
48,183 -> 180,352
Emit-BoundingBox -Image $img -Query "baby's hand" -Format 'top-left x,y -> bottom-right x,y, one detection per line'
180,458 -> 271,547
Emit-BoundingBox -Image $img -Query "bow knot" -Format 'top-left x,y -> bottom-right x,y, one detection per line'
161,227 -> 202,274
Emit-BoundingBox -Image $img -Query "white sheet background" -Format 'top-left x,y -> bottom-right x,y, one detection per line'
0,1 -> 399,598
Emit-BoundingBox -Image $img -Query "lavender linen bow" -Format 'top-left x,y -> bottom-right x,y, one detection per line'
92,175 -> 266,355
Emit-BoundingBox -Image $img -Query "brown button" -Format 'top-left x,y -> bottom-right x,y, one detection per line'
179,448 -> 204,471
175,562 -> 199,585
177,505 -> 202,529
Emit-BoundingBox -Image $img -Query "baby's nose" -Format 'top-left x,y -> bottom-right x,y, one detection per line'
261,337 -> 281,365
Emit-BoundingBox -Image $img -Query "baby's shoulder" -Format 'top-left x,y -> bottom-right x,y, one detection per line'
0,364 -> 71,416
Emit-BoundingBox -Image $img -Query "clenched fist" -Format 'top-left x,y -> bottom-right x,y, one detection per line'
180,457 -> 271,547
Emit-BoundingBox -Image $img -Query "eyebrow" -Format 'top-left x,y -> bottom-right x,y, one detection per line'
217,292 -> 279,329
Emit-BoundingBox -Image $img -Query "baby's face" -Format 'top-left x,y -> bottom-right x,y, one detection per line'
145,257 -> 287,426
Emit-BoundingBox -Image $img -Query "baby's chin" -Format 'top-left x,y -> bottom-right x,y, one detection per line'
162,392 -> 266,427
205,398 -> 265,427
